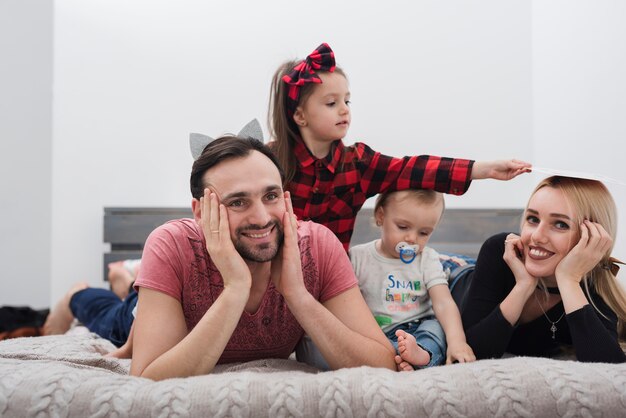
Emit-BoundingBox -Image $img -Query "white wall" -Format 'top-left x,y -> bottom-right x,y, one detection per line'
2,1 -> 625,306
532,1 -> 626,285
0,0 -> 52,308
49,0 -> 534,304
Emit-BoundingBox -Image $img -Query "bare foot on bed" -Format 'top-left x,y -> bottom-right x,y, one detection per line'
105,341 -> 132,359
42,282 -> 89,335
396,329 -> 430,367
108,261 -> 135,300
104,322 -> 134,359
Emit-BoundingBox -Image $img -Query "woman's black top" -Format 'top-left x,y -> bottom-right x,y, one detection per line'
462,232 -> 625,363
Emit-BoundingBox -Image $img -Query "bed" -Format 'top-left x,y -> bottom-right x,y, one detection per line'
2,330 -> 625,417
2,207 -> 625,417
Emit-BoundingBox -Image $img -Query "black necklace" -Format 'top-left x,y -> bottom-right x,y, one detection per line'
534,291 -> 565,339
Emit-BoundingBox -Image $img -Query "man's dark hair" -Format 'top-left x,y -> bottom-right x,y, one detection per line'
190,136 -> 285,199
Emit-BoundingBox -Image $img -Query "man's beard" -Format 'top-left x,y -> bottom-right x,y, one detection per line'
233,221 -> 284,262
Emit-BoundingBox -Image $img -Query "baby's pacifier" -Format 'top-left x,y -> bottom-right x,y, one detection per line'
395,242 -> 419,264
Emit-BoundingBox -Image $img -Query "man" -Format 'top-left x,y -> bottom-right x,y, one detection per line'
130,136 -> 396,380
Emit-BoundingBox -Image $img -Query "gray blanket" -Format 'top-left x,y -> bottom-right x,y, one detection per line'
1,331 -> 625,417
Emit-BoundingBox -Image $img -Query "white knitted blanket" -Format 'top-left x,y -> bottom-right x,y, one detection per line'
1,332 -> 625,417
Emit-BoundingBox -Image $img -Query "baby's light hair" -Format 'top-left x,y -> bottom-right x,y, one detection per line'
375,189 -> 445,216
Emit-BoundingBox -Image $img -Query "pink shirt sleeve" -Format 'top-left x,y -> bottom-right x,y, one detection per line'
302,221 -> 358,302
134,220 -> 198,301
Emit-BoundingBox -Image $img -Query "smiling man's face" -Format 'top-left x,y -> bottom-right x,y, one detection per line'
202,150 -> 286,263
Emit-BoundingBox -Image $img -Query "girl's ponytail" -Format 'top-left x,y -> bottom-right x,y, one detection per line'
268,60 -> 301,185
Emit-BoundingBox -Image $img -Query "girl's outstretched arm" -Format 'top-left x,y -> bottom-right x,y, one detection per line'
471,159 -> 531,181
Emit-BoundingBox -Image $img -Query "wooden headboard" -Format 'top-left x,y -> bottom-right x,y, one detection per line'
103,206 -> 523,281
103,207 -> 192,281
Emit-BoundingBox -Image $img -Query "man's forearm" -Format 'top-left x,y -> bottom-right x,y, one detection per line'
285,292 -> 396,370
139,287 -> 248,380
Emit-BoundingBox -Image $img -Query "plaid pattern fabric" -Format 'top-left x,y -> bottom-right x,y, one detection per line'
282,43 -> 335,116
286,139 -> 474,250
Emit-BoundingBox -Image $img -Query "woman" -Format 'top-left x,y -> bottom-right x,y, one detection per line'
462,176 -> 626,362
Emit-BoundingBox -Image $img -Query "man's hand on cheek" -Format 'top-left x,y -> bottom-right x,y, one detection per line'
200,188 -> 251,291
271,191 -> 307,301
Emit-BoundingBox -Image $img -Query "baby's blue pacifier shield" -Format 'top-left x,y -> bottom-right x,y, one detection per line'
395,242 -> 419,264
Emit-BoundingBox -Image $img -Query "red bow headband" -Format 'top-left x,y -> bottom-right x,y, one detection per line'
282,43 -> 336,116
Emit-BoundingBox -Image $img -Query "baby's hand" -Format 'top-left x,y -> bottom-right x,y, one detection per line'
446,342 -> 476,364
471,159 -> 531,181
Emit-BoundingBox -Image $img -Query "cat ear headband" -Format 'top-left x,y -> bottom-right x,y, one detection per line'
282,43 -> 336,116
189,119 -> 264,160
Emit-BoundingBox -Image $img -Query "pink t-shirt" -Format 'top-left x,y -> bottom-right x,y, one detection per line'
135,218 -> 357,364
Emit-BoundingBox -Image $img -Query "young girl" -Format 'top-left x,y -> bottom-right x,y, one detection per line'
350,189 -> 476,369
268,42 -> 531,250
462,176 -> 626,362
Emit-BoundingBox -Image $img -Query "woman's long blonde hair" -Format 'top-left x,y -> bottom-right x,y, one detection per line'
530,176 -> 626,337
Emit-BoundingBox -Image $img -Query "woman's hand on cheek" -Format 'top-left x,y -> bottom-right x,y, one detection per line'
200,188 -> 251,291
556,220 -> 612,285
503,233 -> 538,289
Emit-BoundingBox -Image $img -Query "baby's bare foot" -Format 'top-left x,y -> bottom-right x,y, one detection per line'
43,282 -> 88,335
396,329 -> 430,367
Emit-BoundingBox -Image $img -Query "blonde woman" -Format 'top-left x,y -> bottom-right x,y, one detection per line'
462,176 -> 626,362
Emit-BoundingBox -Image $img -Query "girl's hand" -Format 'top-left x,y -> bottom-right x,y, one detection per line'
200,188 -> 251,291
270,191 -> 307,300
555,220 -> 612,285
502,233 -> 538,290
446,342 -> 476,364
471,159 -> 531,181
